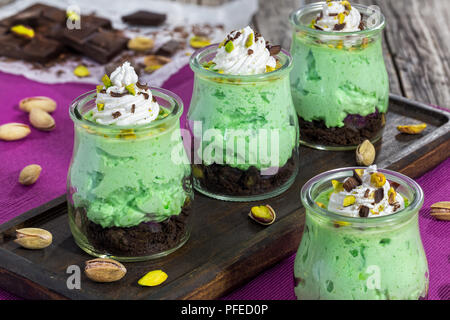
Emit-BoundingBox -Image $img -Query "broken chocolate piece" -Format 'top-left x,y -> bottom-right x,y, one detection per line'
359,206 -> 369,217
267,45 -> 281,56
374,188 -> 384,204
343,177 -> 359,192
156,40 -> 180,56
390,181 -> 400,191
248,49 -> 254,55
364,189 -> 370,198
333,23 -> 346,31
122,10 -> 166,26
131,104 -> 135,113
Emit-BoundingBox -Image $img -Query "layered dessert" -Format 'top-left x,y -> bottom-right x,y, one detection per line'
67,62 -> 192,260
295,166 -> 429,300
188,26 -> 299,200
289,1 -> 389,148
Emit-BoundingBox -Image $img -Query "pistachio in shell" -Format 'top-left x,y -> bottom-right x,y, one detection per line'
356,139 -> 375,166
19,96 -> 57,113
249,205 -> 276,225
85,258 -> 127,283
14,228 -> 52,249
0,123 -> 31,141
29,108 -> 55,131
430,201 -> 450,221
19,164 -> 42,185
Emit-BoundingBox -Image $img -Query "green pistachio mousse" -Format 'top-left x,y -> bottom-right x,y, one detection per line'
290,0 -> 389,147
188,26 -> 299,200
294,166 -> 428,300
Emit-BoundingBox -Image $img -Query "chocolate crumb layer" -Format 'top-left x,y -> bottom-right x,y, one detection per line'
298,112 -> 385,146
193,154 -> 296,197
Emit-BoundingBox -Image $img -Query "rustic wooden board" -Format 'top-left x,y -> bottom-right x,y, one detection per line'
0,95 -> 449,300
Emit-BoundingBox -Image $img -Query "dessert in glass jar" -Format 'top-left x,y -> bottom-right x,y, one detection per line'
67,62 -> 192,262
294,165 -> 429,300
290,1 -> 389,150
187,26 -> 299,201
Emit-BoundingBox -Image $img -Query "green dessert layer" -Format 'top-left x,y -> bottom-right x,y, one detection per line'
189,75 -> 298,171
290,35 -> 389,127
69,120 -> 190,228
294,189 -> 427,300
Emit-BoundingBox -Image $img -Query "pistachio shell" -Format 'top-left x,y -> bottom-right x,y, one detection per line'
14,228 -> 52,249
85,258 -> 126,283
19,96 -> 57,113
356,139 -> 375,166
430,201 -> 450,221
128,36 -> 154,51
249,205 -> 276,225
29,108 -> 55,131
19,164 -> 42,185
0,123 -> 31,141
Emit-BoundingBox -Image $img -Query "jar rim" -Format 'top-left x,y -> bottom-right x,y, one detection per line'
69,87 -> 184,132
300,167 -> 424,226
289,2 -> 386,36
189,44 -> 293,82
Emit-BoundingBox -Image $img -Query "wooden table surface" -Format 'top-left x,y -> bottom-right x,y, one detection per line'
174,0 -> 450,109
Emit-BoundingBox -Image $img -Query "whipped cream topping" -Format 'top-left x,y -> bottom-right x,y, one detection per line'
327,165 -> 405,218
93,62 -> 160,126
313,0 -> 362,32
211,26 -> 277,75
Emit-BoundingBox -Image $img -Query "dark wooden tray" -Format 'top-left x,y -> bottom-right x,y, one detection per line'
0,94 -> 449,300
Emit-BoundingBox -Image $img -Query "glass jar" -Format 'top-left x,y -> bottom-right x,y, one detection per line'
294,167 -> 428,300
187,45 -> 299,201
67,88 -> 193,262
289,3 -> 389,150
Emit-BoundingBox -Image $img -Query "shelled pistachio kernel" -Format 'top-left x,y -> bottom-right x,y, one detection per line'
397,123 -> 427,134
249,205 -> 276,225
125,83 -> 136,96
10,25 -> 34,38
245,33 -> 254,47
354,169 -> 364,177
332,179 -> 344,192
189,36 -> 211,49
138,270 -> 168,286
370,172 -> 386,188
225,40 -> 234,53
97,103 -> 104,111
266,65 -> 275,73
128,36 -> 154,51
96,85 -> 104,93
316,202 -> 326,209
15,228 -> 52,249
101,74 -> 112,88
343,195 -> 356,207
342,0 -> 351,10
73,65 -> 90,77
388,187 -> 396,204
202,61 -> 216,70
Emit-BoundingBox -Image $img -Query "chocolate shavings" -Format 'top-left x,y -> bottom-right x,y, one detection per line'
131,104 -> 135,113
267,45 -> 281,56
136,82 -> 148,90
152,96 -> 157,103
248,49 -> 254,55
138,91 -> 149,100
112,111 -> 121,119
374,188 -> 384,204
333,23 -> 346,31
110,91 -> 128,97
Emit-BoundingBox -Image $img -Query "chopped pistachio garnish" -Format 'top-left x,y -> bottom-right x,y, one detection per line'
97,103 -> 104,111
125,83 -> 136,96
224,41 -> 234,53
245,33 -> 254,48
202,61 -> 216,69
96,85 -> 104,93
101,74 -> 112,88
266,65 -> 275,73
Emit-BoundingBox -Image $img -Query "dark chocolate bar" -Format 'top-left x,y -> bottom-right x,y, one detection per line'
122,10 -> 166,26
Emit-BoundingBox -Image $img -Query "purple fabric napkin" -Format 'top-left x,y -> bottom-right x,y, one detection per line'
0,66 -> 449,300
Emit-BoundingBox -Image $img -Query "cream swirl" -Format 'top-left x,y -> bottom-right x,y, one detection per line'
327,165 -> 405,218
313,1 -> 362,32
93,62 -> 159,126
211,26 -> 277,75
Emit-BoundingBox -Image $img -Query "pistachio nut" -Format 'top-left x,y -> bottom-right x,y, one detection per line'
249,205 -> 276,225
29,108 -> 55,131
19,96 -> 57,113
0,122 -> 31,141
128,36 -> 154,51
430,201 -> 450,221
189,36 -> 211,49
85,258 -> 127,283
356,139 -> 375,166
138,270 -> 168,287
73,65 -> 90,77
14,228 -> 52,249
19,164 -> 42,185
143,55 -> 171,74
343,195 -> 356,207
370,172 -> 386,188
397,123 -> 427,134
